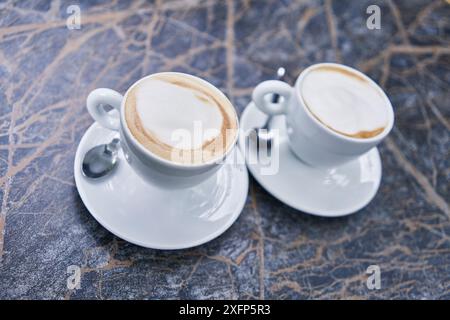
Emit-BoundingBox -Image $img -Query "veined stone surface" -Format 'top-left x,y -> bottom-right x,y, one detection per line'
0,0 -> 449,299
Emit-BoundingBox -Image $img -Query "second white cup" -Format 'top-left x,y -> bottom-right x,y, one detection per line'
252,63 -> 394,168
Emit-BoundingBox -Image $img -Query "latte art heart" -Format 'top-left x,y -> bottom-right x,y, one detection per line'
125,73 -> 238,165
300,66 -> 388,139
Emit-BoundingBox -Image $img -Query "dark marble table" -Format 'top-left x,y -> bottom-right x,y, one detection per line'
0,0 -> 449,299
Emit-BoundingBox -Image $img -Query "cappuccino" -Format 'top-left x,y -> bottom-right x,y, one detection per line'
300,66 -> 388,139
125,73 -> 238,165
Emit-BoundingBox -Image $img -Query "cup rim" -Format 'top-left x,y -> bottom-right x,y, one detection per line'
295,62 -> 395,144
120,72 -> 240,169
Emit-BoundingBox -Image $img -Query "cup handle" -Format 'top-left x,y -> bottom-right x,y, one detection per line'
252,80 -> 292,115
86,88 -> 123,131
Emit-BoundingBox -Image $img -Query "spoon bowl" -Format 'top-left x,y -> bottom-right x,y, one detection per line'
82,138 -> 120,179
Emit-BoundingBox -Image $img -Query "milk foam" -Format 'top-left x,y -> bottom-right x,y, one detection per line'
135,79 -> 223,149
301,67 -> 388,138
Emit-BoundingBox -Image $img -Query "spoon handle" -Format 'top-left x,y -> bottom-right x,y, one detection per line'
105,138 -> 120,154
271,67 -> 286,103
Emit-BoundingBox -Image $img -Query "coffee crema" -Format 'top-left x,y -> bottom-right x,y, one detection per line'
300,66 -> 388,139
125,73 -> 238,165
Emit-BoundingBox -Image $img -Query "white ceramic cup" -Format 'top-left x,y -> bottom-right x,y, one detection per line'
252,63 -> 394,168
86,72 -> 239,188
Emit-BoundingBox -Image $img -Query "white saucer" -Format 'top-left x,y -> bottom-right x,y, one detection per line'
238,102 -> 382,217
74,123 -> 248,249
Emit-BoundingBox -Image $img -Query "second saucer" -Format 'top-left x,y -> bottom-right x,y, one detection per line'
238,102 -> 382,217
